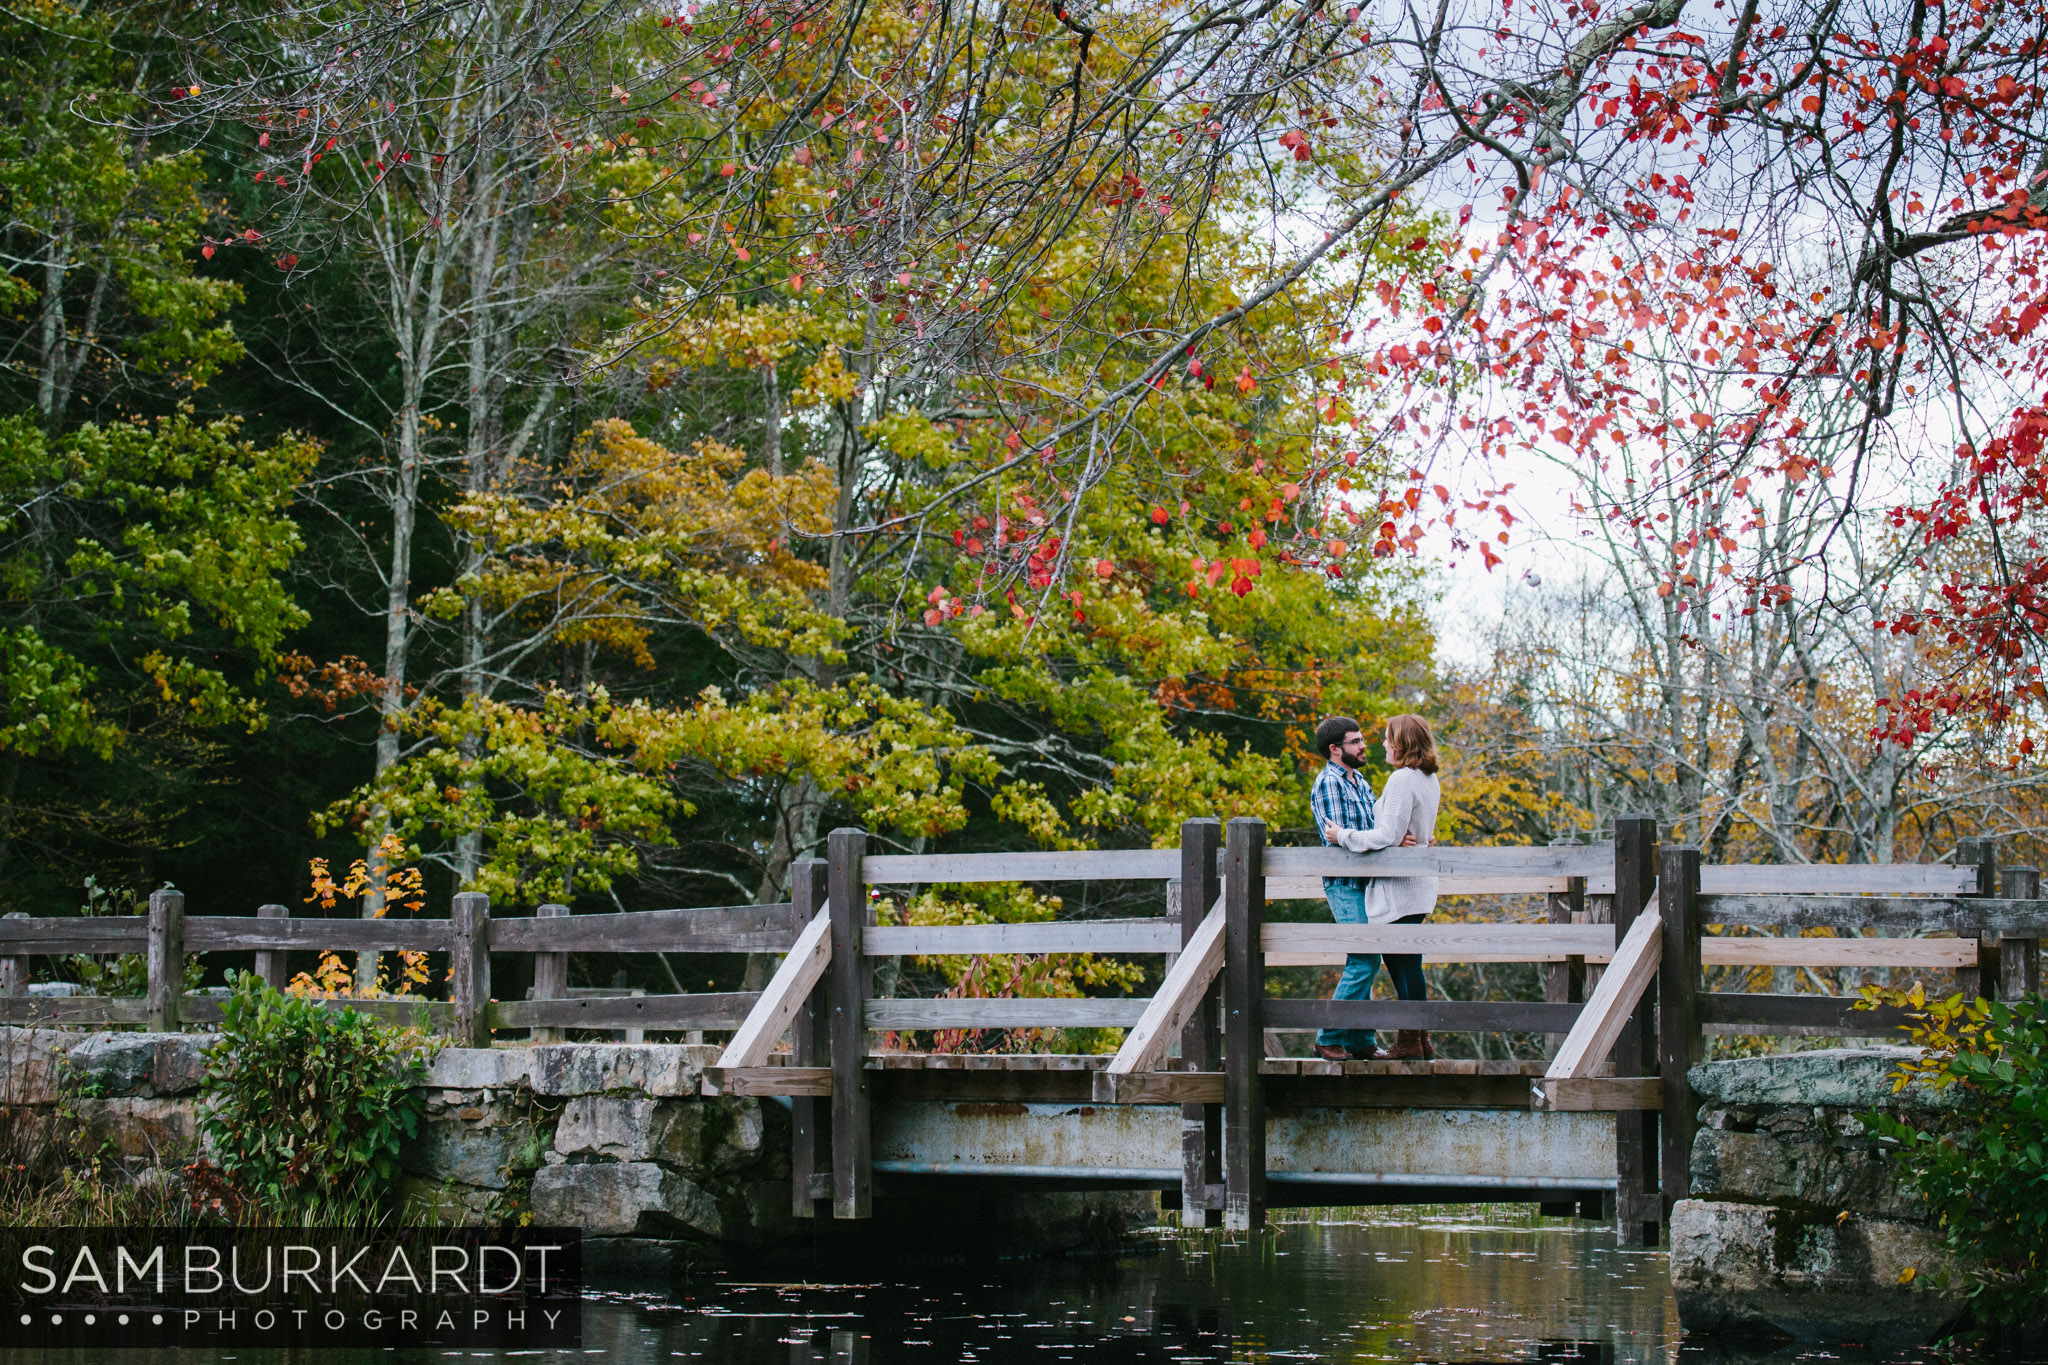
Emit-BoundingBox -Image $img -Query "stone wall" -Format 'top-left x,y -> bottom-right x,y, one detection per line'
0,1029 -> 1153,1262
1670,1048 -> 1969,1350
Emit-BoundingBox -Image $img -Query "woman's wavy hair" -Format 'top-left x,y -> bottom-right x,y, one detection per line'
1385,714 -> 1439,776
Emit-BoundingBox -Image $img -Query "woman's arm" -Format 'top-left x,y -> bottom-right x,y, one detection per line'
1331,773 -> 1415,853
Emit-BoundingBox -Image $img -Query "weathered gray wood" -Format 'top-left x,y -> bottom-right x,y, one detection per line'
251,904 -> 287,990
0,996 -> 148,1025
1611,816 -> 1660,1247
1660,847 -> 1703,1217
1701,937 -> 1975,968
2000,866 -> 2041,1001
864,997 -> 1147,1029
146,889 -> 184,1032
1262,1000 -> 1585,1031
487,903 -> 798,953
715,909 -> 832,1068
1262,922 -> 1614,956
1179,817 -> 1224,1226
1531,1077 -> 1665,1112
490,992 -> 758,1030
449,892 -> 491,1047
719,1066 -> 833,1097
176,994 -> 454,1028
1702,864 -> 1977,895
861,849 -> 1180,884
182,916 -> 457,953
1699,993 -> 1915,1036
528,904 -> 569,1043
0,917 -> 148,953
827,827 -> 872,1219
0,912 -> 27,997
1262,843 -> 1613,880
1955,837 -> 1998,1000
862,919 -> 1179,956
1222,817 -> 1265,1232
788,860 -> 830,1219
1697,895 -> 2048,933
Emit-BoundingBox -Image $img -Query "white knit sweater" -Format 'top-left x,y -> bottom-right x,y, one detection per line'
1328,767 -> 1441,924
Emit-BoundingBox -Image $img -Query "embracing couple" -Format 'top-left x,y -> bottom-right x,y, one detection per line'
1307,713 -> 1441,1063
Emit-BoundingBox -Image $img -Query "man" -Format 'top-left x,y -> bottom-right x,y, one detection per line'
1307,715 -> 1412,1061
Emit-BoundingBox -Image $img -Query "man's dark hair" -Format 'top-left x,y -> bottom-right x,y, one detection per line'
1314,715 -> 1362,758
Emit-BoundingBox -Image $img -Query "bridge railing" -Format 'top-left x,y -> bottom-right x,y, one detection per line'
0,891 -> 800,1046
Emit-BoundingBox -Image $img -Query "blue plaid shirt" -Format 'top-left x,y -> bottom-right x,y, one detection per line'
1310,760 -> 1376,891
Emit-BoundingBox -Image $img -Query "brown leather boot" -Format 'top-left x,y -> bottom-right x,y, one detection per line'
1373,1030 -> 1428,1061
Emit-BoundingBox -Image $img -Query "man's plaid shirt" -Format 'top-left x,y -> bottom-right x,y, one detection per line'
1310,760 -> 1376,891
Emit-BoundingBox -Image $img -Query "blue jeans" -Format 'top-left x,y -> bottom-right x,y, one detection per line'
1316,879 -> 1380,1054
1381,912 -> 1431,1003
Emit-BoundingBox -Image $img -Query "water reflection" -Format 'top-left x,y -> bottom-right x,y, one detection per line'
14,1207 -> 1966,1364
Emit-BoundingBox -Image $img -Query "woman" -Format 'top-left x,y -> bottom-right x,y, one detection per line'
1320,713 -> 1441,1060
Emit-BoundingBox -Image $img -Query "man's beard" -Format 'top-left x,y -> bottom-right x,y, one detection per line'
1339,749 -> 1364,771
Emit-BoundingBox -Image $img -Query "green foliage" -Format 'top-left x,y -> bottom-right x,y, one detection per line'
1858,986 -> 2048,1327
197,973 -> 435,1225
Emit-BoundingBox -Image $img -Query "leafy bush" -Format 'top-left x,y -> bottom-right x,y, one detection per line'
1858,986 -> 2048,1329
196,972 -> 435,1224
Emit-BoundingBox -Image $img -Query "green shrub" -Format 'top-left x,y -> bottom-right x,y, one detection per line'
1858,987 -> 2048,1329
197,972 -> 436,1225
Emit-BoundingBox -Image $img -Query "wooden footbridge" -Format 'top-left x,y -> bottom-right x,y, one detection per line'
5,818 -> 2043,1244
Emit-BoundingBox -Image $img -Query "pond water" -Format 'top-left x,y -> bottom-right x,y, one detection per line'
19,1207 -> 1956,1364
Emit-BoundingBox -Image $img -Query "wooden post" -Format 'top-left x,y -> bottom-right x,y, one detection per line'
146,888 -> 185,1032
826,828 -> 872,1219
1544,874 -> 1588,1057
0,912 -> 27,997
449,892 -> 492,1047
1956,837 -> 1998,999
788,858 -> 831,1218
1659,846 -> 1703,1216
530,903 -> 569,1043
1178,817 -> 1223,1227
1221,816 -> 1266,1232
1999,865 -> 2041,1000
1612,816 -> 1659,1246
252,903 -> 287,992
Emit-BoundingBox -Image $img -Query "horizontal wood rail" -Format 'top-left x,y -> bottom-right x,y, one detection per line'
1699,993 -> 1916,1037
0,919 -> 147,953
1530,1077 -> 1664,1112
1262,1000 -> 1584,1032
1263,922 -> 1611,957
490,991 -> 759,1031
863,849 -> 1181,884
1701,936 -> 1975,968
866,997 -> 1147,1029
490,904 -> 796,953
1265,845 -> 1613,880
1267,876 -> 1579,898
864,919 -> 1177,955
0,993 -> 455,1028
182,917 -> 456,953
1702,894 -> 2048,932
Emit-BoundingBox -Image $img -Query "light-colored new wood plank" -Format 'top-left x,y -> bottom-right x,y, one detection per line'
1262,922 -> 1614,957
1530,1076 -> 1664,1111
717,1066 -> 833,1097
1264,845 -> 1614,880
714,908 -> 833,1069
862,849 -> 1180,884
1102,898 -> 1227,1081
864,998 -> 1147,1029
1699,937 -> 1976,968
1266,876 -> 1573,899
1544,908 -> 1663,1082
863,919 -> 1178,956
